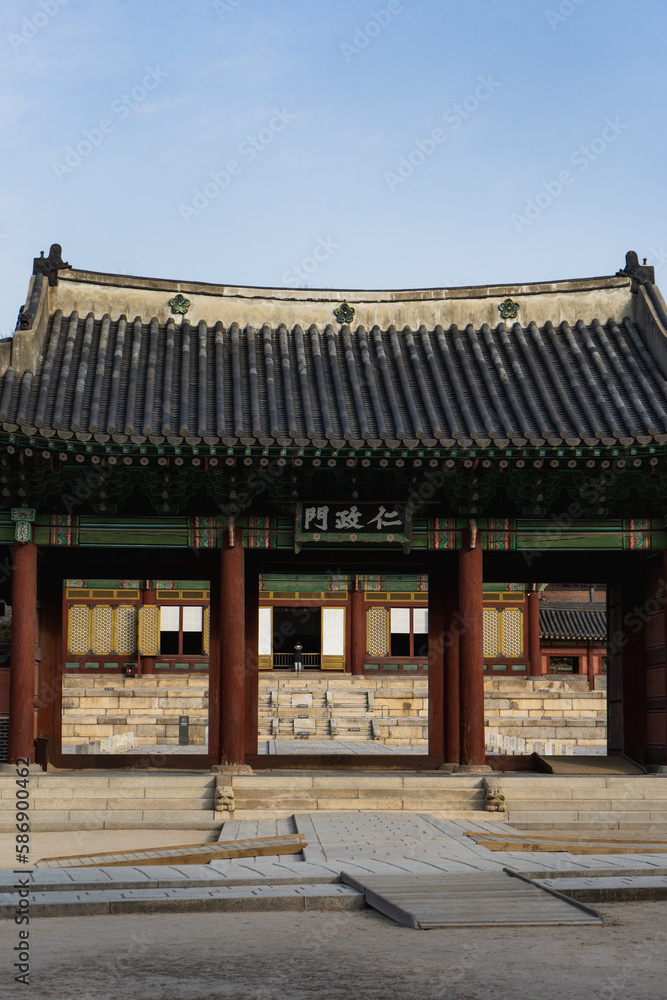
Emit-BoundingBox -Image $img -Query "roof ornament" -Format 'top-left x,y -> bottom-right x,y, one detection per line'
498,298 -> 520,320
333,301 -> 355,325
169,293 -> 191,315
32,244 -> 72,286
616,250 -> 655,293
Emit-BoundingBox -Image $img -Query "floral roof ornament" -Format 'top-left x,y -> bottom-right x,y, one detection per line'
169,293 -> 191,315
498,298 -> 520,320
333,301 -> 355,324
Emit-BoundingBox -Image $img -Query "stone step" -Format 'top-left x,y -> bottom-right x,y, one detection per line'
508,814 -> 667,827
0,806 -> 220,831
0,883 -> 362,918
233,782 -> 485,808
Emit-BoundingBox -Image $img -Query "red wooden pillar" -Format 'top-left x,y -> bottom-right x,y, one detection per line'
244,560 -> 259,757
527,585 -> 542,676
428,566 -> 446,757
219,531 -> 246,765
350,587 -> 366,676
586,643 -> 596,690
140,583 -> 156,675
459,530 -> 485,765
444,582 -> 460,764
621,565 -> 647,764
9,540 -> 37,764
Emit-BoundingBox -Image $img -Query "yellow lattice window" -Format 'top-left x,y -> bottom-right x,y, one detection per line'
116,605 -> 138,655
501,607 -> 523,656
138,605 -> 160,656
68,605 -> 91,654
203,606 -> 210,655
367,607 -> 389,657
483,608 -> 499,657
91,605 -> 114,655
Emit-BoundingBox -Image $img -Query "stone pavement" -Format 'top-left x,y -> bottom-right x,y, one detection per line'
2,811 -> 667,918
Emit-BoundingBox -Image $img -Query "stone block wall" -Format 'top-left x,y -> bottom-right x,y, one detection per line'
61,675 -> 209,746
61,672 -> 607,749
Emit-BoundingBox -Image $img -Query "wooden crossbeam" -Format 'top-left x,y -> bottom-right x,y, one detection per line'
35,834 -> 307,869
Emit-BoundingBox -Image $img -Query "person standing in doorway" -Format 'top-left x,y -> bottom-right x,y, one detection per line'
293,641 -> 303,673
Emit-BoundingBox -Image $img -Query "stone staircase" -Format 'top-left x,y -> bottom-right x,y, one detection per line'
259,676 -> 429,746
0,771 -> 219,832
227,772 -> 493,820
496,775 -> 667,832
257,674 -> 604,750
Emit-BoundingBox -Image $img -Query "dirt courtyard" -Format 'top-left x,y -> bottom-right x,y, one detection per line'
4,901 -> 667,1000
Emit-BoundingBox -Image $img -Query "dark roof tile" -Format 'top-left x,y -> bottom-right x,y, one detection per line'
2,316 -> 667,448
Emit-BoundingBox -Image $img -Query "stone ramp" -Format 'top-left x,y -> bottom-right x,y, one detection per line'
536,754 -> 645,775
340,870 -> 603,928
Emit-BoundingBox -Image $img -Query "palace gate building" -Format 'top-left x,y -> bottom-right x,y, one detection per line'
0,246 -> 666,769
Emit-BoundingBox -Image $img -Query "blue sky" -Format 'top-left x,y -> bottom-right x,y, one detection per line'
1,0 -> 667,336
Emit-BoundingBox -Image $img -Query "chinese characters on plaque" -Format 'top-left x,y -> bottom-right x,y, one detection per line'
295,503 -> 413,553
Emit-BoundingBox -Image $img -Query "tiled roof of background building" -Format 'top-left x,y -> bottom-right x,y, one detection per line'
539,605 -> 608,642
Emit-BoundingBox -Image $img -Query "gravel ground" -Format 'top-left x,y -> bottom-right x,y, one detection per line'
4,902 -> 667,999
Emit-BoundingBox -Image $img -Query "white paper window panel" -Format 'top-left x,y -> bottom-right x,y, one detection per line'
390,608 -> 411,634
159,605 -> 180,631
322,607 -> 345,656
259,608 -> 272,656
183,606 -> 203,632
413,608 -> 429,634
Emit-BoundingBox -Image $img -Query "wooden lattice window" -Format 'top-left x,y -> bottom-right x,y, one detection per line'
68,605 -> 90,654
115,606 -> 138,655
483,607 -> 523,658
91,605 -> 114,655
138,605 -> 160,656
483,608 -> 499,657
367,607 -> 389,657
501,607 -> 523,656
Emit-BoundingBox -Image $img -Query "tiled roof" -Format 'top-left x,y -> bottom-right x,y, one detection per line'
539,605 -> 607,642
2,311 -> 667,448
